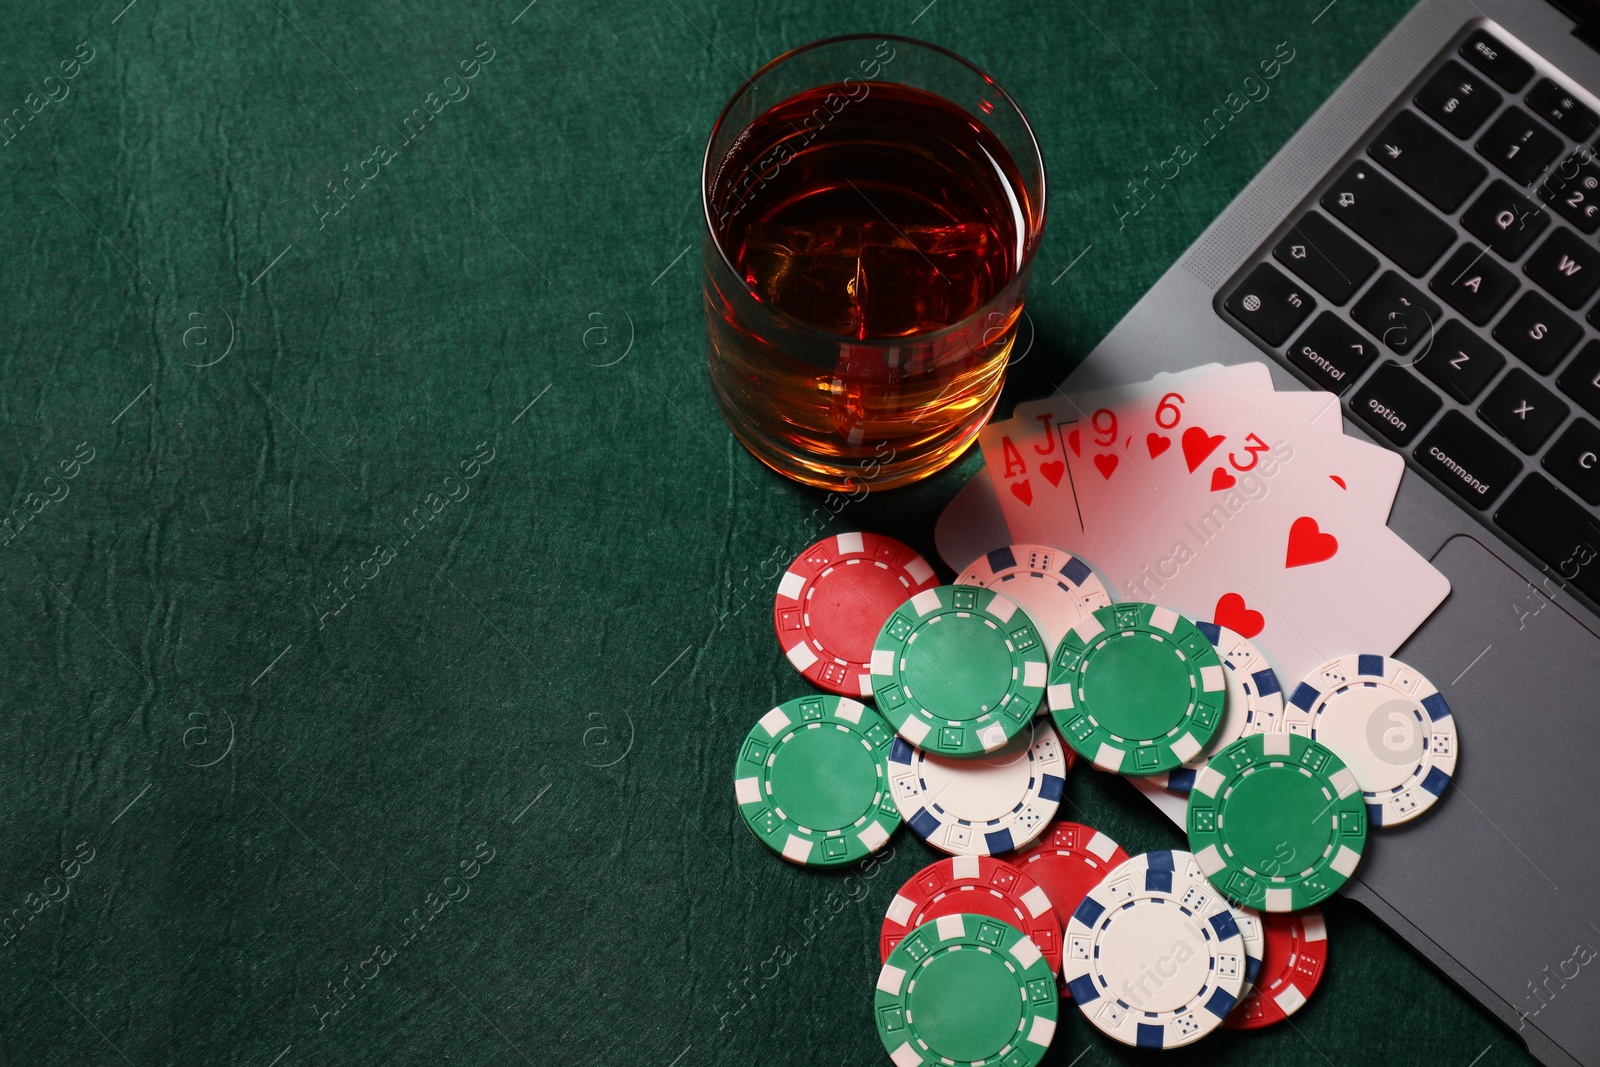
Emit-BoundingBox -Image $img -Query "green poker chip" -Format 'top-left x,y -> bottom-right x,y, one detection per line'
733,694 -> 901,867
1187,732 -> 1368,912
1047,602 -> 1226,775
870,585 -> 1048,758
874,913 -> 1059,1067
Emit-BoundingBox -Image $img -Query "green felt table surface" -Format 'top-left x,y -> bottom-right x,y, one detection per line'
0,0 -> 1540,1064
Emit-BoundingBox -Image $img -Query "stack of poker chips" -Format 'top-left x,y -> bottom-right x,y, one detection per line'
734,533 -> 1453,1060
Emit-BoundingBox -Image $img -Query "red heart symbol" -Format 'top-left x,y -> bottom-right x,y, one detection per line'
1009,479 -> 1033,506
1181,426 -> 1225,473
1210,466 -> 1236,492
1214,593 -> 1265,639
1066,428 -> 1081,457
1330,475 -> 1347,490
1147,433 -> 1171,459
1285,516 -> 1338,568
1040,460 -> 1064,487
1093,453 -> 1119,480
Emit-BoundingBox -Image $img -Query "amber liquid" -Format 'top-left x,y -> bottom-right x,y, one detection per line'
706,82 -> 1036,491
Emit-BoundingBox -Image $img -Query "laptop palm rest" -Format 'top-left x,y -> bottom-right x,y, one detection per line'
1346,534 -> 1600,1067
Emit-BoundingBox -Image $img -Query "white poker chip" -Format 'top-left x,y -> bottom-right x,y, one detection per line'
1153,623 -> 1284,792
1063,850 -> 1248,1049
1233,903 -> 1265,1001
1283,654 -> 1457,827
888,719 -> 1071,856
956,544 -> 1111,656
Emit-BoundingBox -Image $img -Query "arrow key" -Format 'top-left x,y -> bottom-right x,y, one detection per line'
1368,110 -> 1488,211
1272,210 -> 1377,303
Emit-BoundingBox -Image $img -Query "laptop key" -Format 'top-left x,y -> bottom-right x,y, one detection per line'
1415,410 -> 1521,508
1544,418 -> 1600,504
1525,77 -> 1600,141
1272,211 -> 1377,304
1417,320 -> 1505,401
1494,475 -> 1600,602
1524,229 -> 1600,308
1476,107 -> 1563,185
1370,111 -> 1488,212
1352,271 -> 1441,355
1479,368 -> 1570,453
1539,150 -> 1600,233
1351,361 -> 1443,445
1414,60 -> 1502,138
1495,290 -> 1581,373
1429,243 -> 1518,323
1321,163 -> 1456,275
1460,29 -> 1533,93
1461,179 -> 1550,259
1288,312 -> 1376,394
1224,262 -> 1315,345
1557,339 -> 1600,419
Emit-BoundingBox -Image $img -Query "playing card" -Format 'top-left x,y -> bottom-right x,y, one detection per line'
935,468 -> 1009,573
977,413 -> 1081,548
1054,363 -> 1278,563
951,363 -> 1297,571
1103,385 -> 1404,544
1102,448 -> 1448,686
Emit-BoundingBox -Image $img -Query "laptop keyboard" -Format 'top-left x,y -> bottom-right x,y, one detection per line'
1218,24 -> 1600,607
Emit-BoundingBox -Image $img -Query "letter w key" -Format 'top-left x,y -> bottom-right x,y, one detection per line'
1526,230 -> 1600,308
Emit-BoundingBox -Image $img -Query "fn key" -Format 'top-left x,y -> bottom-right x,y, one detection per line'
1225,263 -> 1315,345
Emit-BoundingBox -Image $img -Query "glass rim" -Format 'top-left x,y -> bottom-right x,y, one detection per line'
699,32 -> 1048,349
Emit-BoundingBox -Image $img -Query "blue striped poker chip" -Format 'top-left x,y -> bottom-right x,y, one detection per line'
1149,624 -> 1283,793
1062,850 -> 1248,1049
956,544 -> 1111,656
1284,654 -> 1457,827
887,720 -> 1070,856
1232,904 -> 1266,1000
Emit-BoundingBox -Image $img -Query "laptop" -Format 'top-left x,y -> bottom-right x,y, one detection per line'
1036,2 -> 1600,1064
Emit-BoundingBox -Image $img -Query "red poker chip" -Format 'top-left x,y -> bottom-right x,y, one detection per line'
880,855 -> 1063,974
1224,907 -> 1329,1029
1010,820 -> 1130,993
773,532 -> 939,698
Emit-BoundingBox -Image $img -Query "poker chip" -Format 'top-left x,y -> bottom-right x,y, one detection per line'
1225,908 -> 1329,1030
1011,821 -> 1130,995
1284,654 -> 1457,827
888,720 -> 1069,856
1062,850 -> 1248,1049
871,585 -> 1049,757
880,855 -> 1063,974
875,913 -> 1059,1067
955,544 -> 1111,655
1047,602 -> 1226,775
1187,733 -> 1367,911
773,532 -> 939,698
733,694 -> 901,867
1233,904 -> 1266,999
1154,623 -> 1283,792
